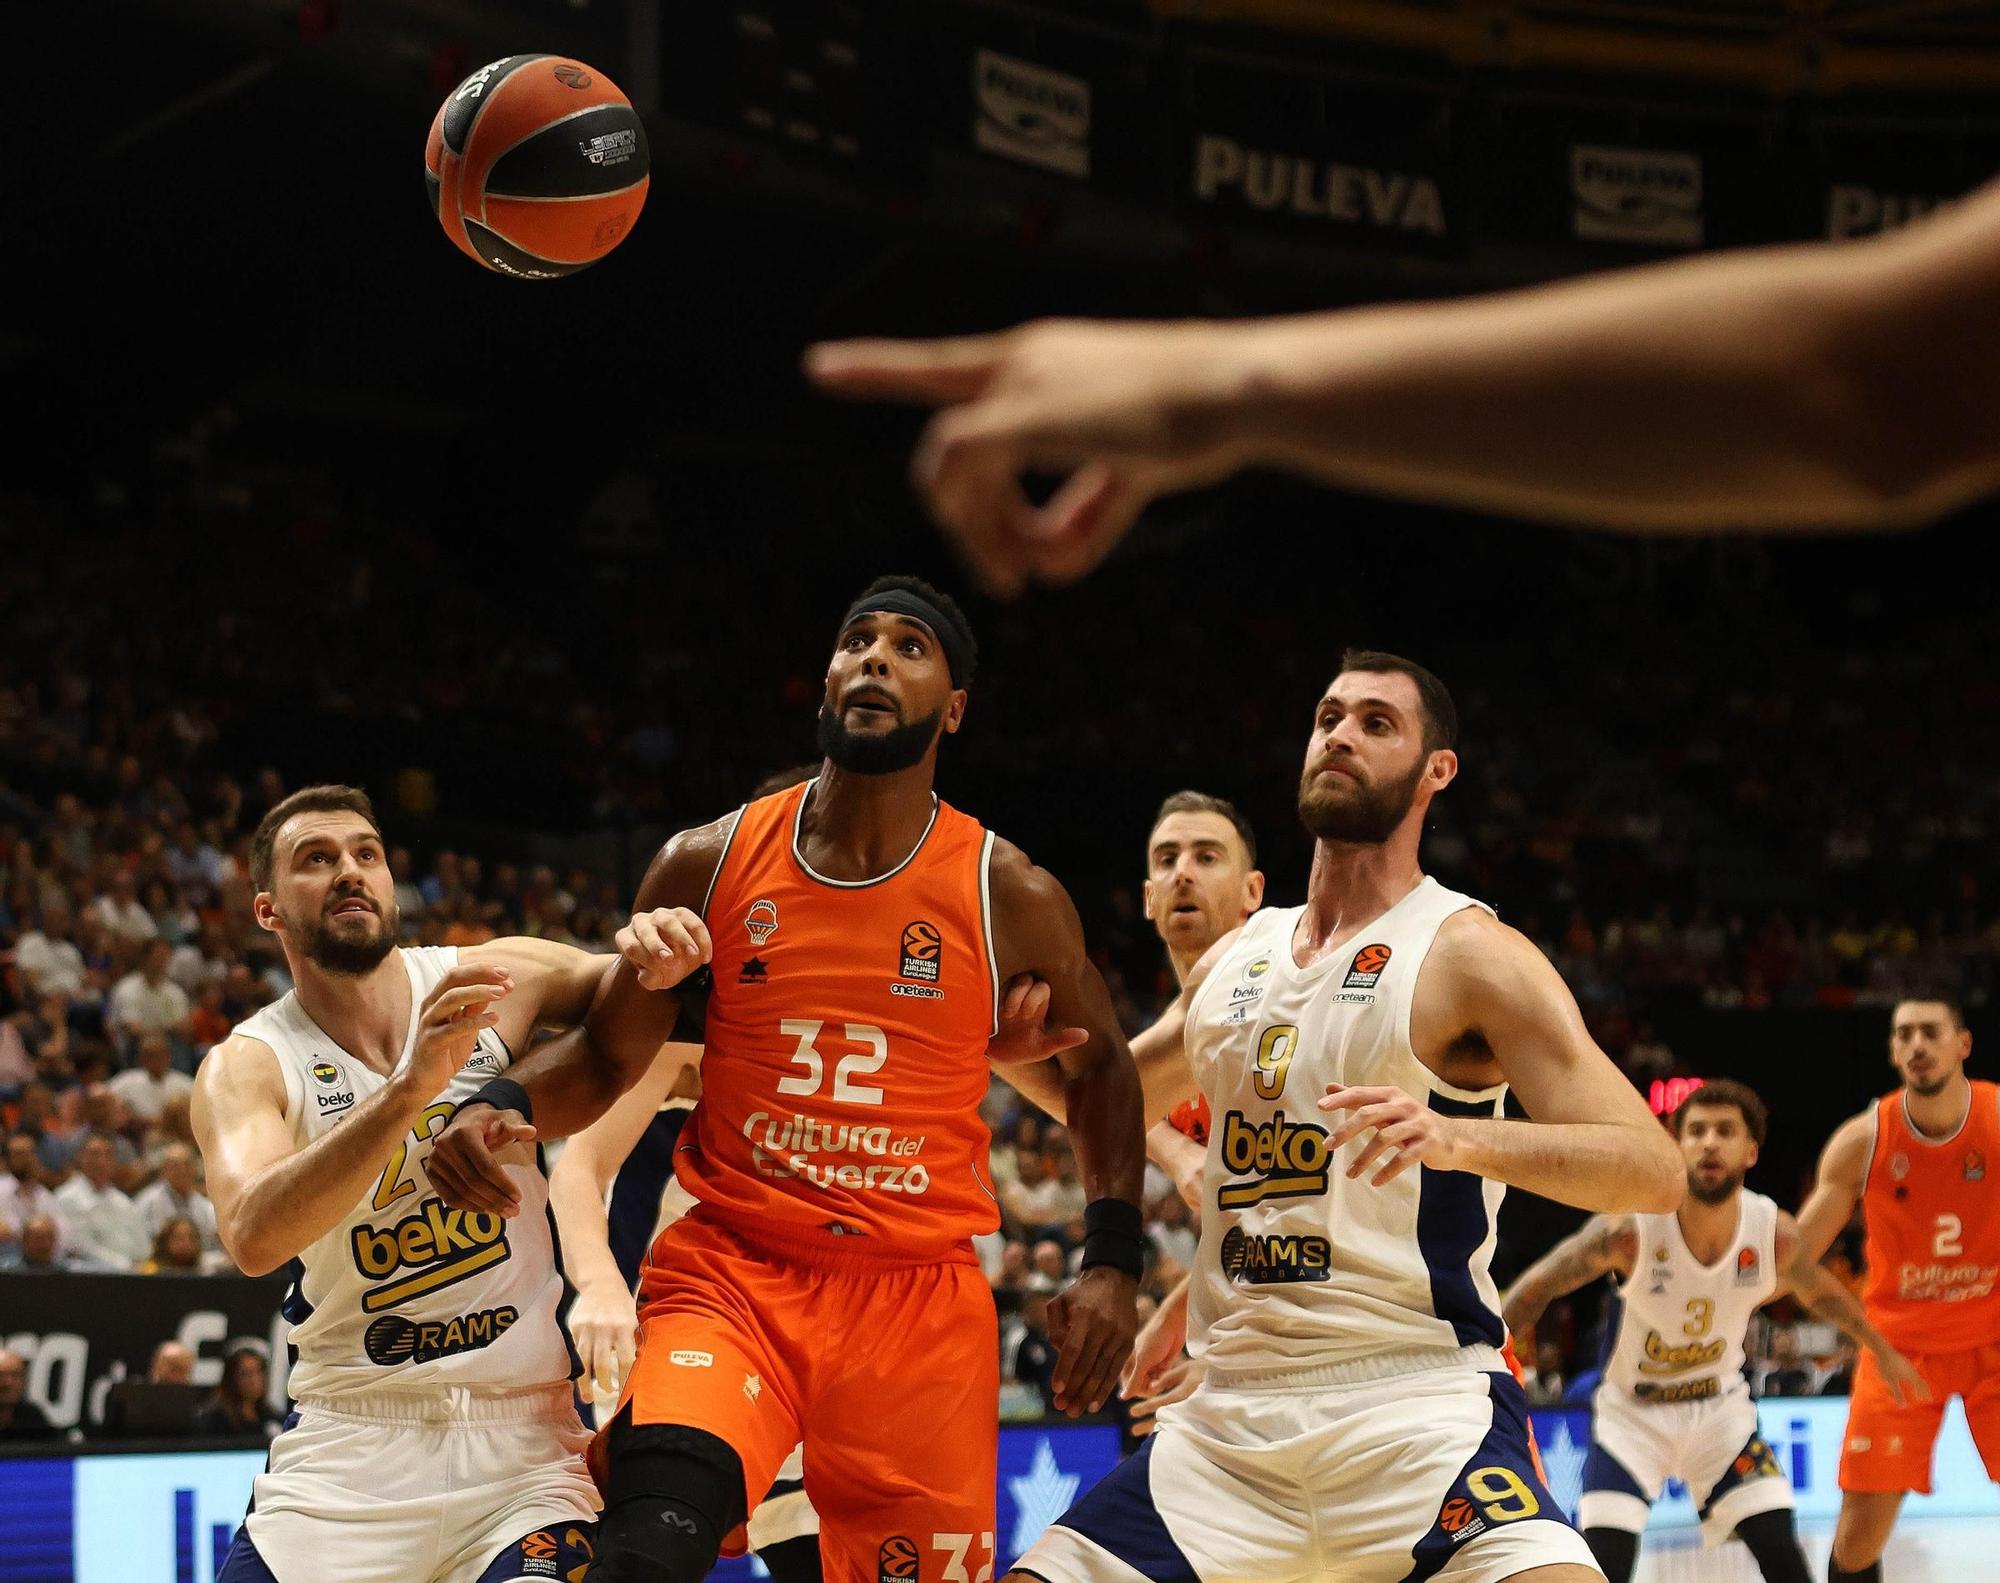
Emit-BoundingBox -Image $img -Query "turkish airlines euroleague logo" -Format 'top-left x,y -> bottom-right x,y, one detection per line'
1439,1498 -> 1478,1534
878,1536 -> 920,1583
899,920 -> 942,983
1343,943 -> 1392,989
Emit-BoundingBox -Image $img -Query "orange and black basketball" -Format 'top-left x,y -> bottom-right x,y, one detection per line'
424,55 -> 649,278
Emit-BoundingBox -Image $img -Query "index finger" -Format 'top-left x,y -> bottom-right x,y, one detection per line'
805,335 -> 1008,404
1316,1086 -> 1396,1113
432,962 -> 513,996
426,984 -> 509,1024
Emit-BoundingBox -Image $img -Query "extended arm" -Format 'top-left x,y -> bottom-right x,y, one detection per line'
996,996 -> 1203,1132
989,845 -> 1146,1227
989,841 -> 1147,1414
1775,1210 -> 1928,1404
428,824 -> 725,1215
1330,909 -> 1683,1213
548,1041 -> 703,1394
1794,1110 -> 1873,1263
1501,1214 -> 1637,1339
464,935 -> 615,1056
809,179 -> 2000,592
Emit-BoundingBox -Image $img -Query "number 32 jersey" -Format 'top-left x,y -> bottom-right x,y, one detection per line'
674,779 -> 1003,1260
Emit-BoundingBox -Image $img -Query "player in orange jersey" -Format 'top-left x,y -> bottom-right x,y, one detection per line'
429,575 -> 1147,1583
1797,996 -> 1995,1583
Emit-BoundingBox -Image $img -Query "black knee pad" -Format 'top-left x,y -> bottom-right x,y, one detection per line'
1732,1507 -> 1812,1583
1583,1525 -> 1640,1583
591,1411 -> 749,1583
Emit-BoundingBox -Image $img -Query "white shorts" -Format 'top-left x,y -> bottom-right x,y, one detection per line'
748,1444 -> 819,1551
1019,1350 -> 1597,1583
1580,1391 -> 1792,1545
243,1384 -> 599,1583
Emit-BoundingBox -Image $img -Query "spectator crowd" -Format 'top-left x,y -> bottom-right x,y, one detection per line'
2,501 -> 1994,1427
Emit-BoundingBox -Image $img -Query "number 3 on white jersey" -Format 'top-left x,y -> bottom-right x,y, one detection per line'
776,1019 -> 888,1105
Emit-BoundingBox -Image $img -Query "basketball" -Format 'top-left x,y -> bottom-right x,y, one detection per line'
424,55 -> 649,278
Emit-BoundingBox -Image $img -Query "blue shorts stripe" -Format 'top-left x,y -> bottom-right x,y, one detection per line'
1416,1093 -> 1504,1349
1053,1435 -> 1200,1583
1398,1372 -> 1572,1583
217,1528 -> 282,1583
1582,1437 -> 1650,1500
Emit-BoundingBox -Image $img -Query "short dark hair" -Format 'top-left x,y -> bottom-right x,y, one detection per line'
250,785 -> 381,892
1149,790 -> 1257,868
849,574 -> 978,686
1672,1078 -> 1768,1148
1336,648 -> 1458,753
752,764 -> 821,799
1893,995 -> 1967,1030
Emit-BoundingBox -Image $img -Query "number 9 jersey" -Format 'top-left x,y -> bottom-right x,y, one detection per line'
673,778 -> 1003,1260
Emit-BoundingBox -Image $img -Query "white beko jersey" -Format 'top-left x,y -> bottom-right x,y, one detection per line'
1184,879 -> 1510,1376
1599,1191 -> 1778,1408
234,947 -> 573,1400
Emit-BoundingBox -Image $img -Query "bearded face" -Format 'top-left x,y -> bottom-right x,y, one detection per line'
1297,746 -> 1429,846
816,700 -> 944,775
285,888 -> 399,975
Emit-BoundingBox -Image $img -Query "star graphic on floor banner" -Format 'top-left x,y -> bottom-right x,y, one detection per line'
1006,1438 -> 1079,1559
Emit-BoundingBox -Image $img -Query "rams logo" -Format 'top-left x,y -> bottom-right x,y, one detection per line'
1636,1376 -> 1720,1404
1219,1225 -> 1331,1283
364,1305 -> 518,1366
1217,1110 -> 1332,1209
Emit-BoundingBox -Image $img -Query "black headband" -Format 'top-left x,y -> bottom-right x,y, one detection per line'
838,589 -> 974,686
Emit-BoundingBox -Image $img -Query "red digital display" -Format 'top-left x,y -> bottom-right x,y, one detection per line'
1648,1075 -> 1707,1115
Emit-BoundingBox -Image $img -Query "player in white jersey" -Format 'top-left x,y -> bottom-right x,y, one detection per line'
1006,649 -> 1684,1583
1010,789 -> 1266,1430
1502,1081 -> 1925,1583
193,785 -> 699,1583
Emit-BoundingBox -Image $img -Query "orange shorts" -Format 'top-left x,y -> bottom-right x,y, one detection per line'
591,1213 -> 998,1583
1840,1338 -> 2000,1494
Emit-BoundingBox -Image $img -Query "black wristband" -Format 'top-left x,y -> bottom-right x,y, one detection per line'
1080,1197 -> 1145,1279
464,1077 -> 532,1126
